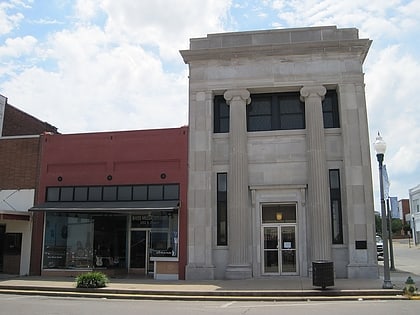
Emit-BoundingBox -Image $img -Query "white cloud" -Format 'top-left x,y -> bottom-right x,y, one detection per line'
0,35 -> 37,58
269,0 -> 419,41
0,0 -> 237,133
366,44 -> 420,200
74,0 -> 100,21
99,0 -> 232,60
2,22 -> 189,133
0,1 -> 25,35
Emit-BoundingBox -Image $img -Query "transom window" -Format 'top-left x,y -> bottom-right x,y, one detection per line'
46,184 -> 180,202
262,204 -> 296,224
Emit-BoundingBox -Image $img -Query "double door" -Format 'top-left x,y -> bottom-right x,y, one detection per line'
262,225 -> 297,275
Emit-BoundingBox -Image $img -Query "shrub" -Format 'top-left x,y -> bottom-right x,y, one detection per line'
76,271 -> 109,288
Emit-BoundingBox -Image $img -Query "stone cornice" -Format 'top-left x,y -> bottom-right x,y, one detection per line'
181,27 -> 371,66
180,39 -> 371,64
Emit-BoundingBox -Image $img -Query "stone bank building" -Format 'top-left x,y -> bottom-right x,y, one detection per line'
181,26 -> 377,280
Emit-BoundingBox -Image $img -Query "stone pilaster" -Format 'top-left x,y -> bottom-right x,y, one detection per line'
300,85 -> 332,262
224,89 -> 252,279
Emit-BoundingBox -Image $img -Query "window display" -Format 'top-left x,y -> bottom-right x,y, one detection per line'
43,213 -> 94,269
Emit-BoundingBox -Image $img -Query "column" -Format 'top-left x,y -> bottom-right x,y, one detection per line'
300,86 -> 332,262
224,89 -> 252,279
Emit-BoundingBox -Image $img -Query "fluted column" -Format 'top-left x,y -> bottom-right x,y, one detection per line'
300,85 -> 332,262
224,89 -> 252,279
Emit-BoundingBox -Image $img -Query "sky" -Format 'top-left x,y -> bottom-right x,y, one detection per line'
0,0 -> 419,211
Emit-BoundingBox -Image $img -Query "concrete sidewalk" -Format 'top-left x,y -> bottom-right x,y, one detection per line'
0,270 -> 415,301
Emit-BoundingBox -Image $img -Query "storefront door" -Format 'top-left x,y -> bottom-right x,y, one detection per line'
262,225 -> 298,275
129,230 -> 150,274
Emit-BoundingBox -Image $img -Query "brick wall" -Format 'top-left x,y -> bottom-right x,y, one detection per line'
2,104 -> 58,136
0,137 -> 41,189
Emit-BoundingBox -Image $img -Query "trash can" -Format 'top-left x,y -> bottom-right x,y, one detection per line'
312,260 -> 334,289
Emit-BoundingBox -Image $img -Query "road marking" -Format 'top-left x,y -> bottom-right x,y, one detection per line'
220,301 -> 236,308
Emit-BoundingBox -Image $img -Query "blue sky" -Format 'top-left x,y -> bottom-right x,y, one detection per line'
1,0 -> 419,209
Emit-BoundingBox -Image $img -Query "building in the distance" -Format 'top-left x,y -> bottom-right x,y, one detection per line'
399,198 -> 410,229
29,127 -> 188,279
181,26 -> 377,280
409,185 -> 420,245
0,94 -> 58,275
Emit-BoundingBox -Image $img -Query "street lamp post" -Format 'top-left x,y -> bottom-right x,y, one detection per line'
374,133 -> 393,289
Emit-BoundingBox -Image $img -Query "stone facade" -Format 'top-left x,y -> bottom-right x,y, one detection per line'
181,26 -> 377,279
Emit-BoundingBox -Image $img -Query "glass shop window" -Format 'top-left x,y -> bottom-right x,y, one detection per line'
43,213 -> 94,269
149,211 -> 179,258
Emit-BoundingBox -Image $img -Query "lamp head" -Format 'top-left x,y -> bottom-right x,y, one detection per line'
374,132 -> 386,155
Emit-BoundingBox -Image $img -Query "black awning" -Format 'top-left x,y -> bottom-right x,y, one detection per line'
29,200 -> 179,213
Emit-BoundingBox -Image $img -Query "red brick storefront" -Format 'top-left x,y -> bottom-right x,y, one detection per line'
30,127 -> 188,279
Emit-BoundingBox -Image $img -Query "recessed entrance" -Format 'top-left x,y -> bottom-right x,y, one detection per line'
129,230 -> 151,275
261,204 -> 298,275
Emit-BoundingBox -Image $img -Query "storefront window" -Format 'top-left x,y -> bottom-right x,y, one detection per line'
149,211 -> 178,257
43,213 -> 94,269
43,209 -> 179,271
43,213 -> 127,270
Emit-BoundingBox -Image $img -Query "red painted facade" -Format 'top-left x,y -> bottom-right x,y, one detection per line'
31,127 -> 188,278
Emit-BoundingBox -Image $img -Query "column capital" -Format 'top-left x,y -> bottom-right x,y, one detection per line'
300,85 -> 326,102
224,89 -> 251,105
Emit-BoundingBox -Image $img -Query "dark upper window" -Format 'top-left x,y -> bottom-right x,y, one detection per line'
103,186 -> 117,201
214,90 -> 339,132
214,97 -> 230,133
322,90 -> 340,128
74,187 -> 88,201
46,184 -> 180,202
117,186 -> 132,201
248,92 -> 305,131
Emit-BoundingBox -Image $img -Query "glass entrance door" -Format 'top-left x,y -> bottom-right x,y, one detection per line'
130,230 -> 149,274
281,226 -> 297,273
262,225 -> 297,275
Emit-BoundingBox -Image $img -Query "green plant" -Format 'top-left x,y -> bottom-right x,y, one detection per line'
76,271 -> 109,288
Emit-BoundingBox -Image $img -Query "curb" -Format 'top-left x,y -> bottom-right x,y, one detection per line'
0,286 -> 408,301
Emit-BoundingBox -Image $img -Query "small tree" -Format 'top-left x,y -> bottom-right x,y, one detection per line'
391,218 -> 403,235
